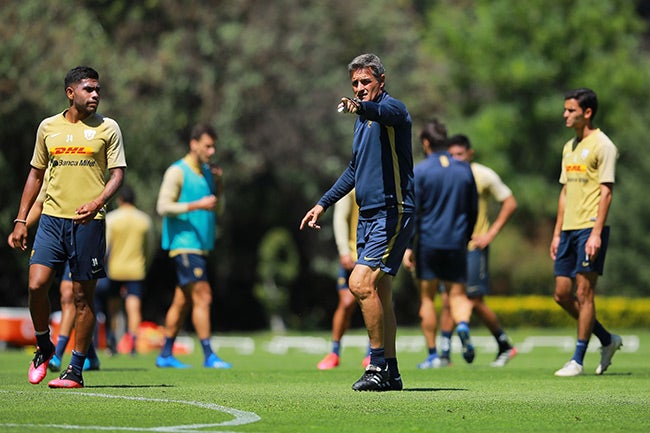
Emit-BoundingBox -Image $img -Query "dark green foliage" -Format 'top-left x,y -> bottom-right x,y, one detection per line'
1,1 -> 649,330
421,0 -> 650,296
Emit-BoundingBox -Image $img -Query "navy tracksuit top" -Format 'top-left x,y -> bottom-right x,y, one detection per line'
318,91 -> 415,216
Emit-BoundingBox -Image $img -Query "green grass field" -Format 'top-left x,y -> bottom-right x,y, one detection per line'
0,327 -> 648,433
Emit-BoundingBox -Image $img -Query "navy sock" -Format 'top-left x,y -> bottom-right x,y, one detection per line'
369,347 -> 386,368
87,342 -> 98,360
493,329 -> 511,352
386,357 -> 399,378
55,335 -> 70,358
160,337 -> 175,358
106,332 -> 116,350
440,331 -> 452,358
70,350 -> 86,374
332,341 -> 341,356
428,347 -> 437,356
571,339 -> 589,365
200,338 -> 214,359
592,320 -> 611,347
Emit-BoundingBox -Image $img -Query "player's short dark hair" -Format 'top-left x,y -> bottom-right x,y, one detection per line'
447,134 -> 472,150
119,184 -> 136,205
64,66 -> 99,90
565,88 -> 598,119
348,53 -> 385,81
190,123 -> 218,142
419,119 -> 448,152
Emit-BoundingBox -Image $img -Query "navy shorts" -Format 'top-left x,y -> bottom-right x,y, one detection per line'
415,247 -> 467,282
336,265 -> 352,291
94,277 -> 111,295
356,209 -> 414,276
60,261 -> 72,282
173,253 -> 209,287
30,215 -> 106,281
96,279 -> 144,298
554,227 -> 610,277
466,247 -> 489,297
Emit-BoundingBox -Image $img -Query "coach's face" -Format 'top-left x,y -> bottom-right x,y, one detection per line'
351,67 -> 384,102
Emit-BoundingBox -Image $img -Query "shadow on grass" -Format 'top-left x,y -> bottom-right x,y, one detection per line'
85,384 -> 175,389
402,387 -> 469,392
91,368 -> 149,372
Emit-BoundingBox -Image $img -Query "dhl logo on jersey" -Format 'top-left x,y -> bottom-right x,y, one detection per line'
565,164 -> 586,173
50,146 -> 94,156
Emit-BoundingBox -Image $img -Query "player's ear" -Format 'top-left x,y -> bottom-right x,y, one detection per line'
65,86 -> 75,102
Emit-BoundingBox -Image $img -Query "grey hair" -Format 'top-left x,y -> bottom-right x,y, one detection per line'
347,53 -> 385,80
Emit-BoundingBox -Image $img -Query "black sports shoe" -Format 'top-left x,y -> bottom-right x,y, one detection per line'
352,365 -> 391,391
48,365 -> 84,388
388,375 -> 403,391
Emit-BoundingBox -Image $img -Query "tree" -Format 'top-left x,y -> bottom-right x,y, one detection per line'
421,0 -> 650,294
0,0 -> 431,327
2,0 -> 648,332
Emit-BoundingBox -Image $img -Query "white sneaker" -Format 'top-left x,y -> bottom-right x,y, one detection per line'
554,360 -> 584,377
417,355 -> 451,369
435,357 -> 451,368
595,334 -> 623,375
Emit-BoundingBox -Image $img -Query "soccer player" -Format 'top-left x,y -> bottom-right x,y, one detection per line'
9,65 -> 126,388
550,88 -> 622,377
446,133 -> 518,367
155,123 -> 231,369
10,181 -> 102,373
403,120 -> 478,369
103,185 -> 155,355
317,190 -> 370,370
301,53 -> 415,391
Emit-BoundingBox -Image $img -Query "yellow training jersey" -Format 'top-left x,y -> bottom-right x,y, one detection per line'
30,111 -> 127,219
469,162 -> 513,250
106,204 -> 154,281
559,129 -> 618,230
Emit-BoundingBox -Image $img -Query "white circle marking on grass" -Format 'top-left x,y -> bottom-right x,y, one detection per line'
0,391 -> 261,433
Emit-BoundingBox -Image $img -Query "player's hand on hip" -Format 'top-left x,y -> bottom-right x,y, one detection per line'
74,200 -> 102,224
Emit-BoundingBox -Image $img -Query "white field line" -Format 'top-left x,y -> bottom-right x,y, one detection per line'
249,334 -> 640,354
0,391 -> 261,433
